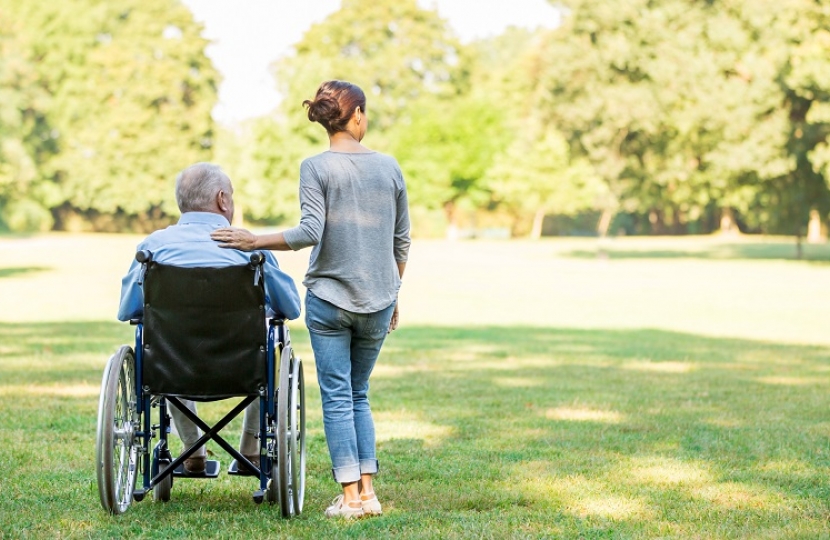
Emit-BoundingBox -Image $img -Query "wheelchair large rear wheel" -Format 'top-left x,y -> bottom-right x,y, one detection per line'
288,357 -> 306,515
276,346 -> 293,517
96,346 -> 139,514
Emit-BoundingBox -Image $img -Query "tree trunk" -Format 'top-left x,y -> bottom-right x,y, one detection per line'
807,209 -> 825,243
529,209 -> 545,239
597,208 -> 615,237
796,234 -> 803,260
444,200 -> 459,240
719,207 -> 738,236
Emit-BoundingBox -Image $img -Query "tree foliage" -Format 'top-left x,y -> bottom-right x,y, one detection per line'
0,0 -> 218,231
2,0 -> 829,241
527,0 -> 830,237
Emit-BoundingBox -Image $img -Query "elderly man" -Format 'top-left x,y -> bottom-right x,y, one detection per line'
118,162 -> 301,474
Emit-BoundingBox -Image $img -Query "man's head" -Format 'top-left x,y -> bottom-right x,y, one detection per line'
175,162 -> 234,223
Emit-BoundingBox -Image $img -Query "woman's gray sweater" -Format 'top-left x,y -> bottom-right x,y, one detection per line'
282,150 -> 411,313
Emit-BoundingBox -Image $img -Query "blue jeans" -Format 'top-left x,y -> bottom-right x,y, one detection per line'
305,290 -> 395,483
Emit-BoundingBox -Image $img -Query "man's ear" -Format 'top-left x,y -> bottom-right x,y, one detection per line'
217,190 -> 229,212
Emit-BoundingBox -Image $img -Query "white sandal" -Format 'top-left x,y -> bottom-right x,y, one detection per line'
361,492 -> 383,516
325,494 -> 365,519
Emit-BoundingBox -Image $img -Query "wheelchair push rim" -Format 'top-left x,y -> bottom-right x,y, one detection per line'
96,346 -> 140,514
289,356 -> 306,515
276,345 -> 293,517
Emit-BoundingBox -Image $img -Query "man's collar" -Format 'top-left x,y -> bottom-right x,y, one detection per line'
177,211 -> 230,227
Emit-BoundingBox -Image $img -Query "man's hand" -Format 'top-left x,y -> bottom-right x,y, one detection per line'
388,302 -> 399,333
211,227 -> 257,251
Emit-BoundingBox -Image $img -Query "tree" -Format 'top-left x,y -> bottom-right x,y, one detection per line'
236,0 -> 472,226
276,0 -> 468,136
387,94 -> 508,233
484,122 -> 605,238
529,0 -> 829,243
4,0 -> 219,231
0,10 -> 53,231
213,118 -> 303,226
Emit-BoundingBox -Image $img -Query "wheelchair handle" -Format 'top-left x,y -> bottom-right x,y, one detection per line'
249,251 -> 265,266
135,250 -> 153,263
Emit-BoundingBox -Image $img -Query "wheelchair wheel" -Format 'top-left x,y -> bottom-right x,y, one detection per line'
276,345 -> 293,517
153,460 -> 172,502
289,357 -> 306,515
96,346 -> 139,514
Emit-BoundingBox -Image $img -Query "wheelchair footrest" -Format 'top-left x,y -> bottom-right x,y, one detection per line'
228,459 -> 260,476
173,460 -> 221,478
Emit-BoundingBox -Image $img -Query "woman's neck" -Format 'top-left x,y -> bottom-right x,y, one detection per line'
329,131 -> 371,153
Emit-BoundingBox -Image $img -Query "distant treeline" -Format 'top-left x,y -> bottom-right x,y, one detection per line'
1,0 -> 829,240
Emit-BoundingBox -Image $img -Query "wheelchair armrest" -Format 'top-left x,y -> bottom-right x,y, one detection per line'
135,250 -> 152,263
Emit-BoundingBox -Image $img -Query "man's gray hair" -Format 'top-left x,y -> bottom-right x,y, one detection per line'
175,162 -> 230,213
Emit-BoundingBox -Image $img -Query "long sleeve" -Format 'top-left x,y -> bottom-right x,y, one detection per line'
282,159 -> 326,251
393,168 -> 411,263
263,253 -> 302,320
117,257 -> 144,321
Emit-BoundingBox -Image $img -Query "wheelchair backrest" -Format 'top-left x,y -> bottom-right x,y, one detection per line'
141,261 -> 268,400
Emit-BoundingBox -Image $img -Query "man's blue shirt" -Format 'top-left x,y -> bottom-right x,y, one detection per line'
117,212 -> 301,321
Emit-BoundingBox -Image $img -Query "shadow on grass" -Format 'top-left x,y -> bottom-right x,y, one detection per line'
561,241 -> 830,262
1,321 -> 829,536
0,266 -> 51,279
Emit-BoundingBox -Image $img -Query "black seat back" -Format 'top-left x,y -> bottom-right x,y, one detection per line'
141,262 -> 267,400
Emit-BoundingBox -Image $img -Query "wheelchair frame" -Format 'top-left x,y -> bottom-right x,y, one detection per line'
96,251 -> 306,517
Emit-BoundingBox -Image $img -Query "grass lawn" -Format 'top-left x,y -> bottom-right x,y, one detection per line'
1,233 -> 829,539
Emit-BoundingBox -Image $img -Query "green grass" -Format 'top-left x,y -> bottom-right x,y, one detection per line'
1,234 -> 829,538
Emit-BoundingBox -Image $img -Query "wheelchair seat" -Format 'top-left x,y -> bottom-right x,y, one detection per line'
95,250 -> 306,517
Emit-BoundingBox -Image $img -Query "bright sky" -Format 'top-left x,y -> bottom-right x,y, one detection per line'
180,0 -> 560,124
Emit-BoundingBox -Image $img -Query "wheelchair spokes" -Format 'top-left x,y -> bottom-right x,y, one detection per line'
96,346 -> 139,515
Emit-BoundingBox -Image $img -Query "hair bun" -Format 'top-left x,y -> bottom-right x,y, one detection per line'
304,80 -> 366,135
304,96 -> 341,123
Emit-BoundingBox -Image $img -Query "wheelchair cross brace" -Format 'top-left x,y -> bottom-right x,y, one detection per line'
149,395 -> 261,489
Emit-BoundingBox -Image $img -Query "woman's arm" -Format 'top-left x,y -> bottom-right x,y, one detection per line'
389,261 -> 406,332
210,228 -> 292,251
213,160 -> 324,252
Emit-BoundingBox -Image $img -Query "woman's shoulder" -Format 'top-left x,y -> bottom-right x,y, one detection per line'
308,150 -> 401,168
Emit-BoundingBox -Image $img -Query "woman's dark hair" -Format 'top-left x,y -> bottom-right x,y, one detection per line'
303,80 -> 367,135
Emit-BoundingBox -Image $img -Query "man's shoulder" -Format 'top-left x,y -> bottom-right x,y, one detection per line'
136,224 -> 180,248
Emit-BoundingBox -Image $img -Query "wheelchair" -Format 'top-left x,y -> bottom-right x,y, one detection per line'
95,250 -> 306,517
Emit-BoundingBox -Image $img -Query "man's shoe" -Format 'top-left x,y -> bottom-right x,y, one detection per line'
237,454 -> 260,475
183,456 -> 206,475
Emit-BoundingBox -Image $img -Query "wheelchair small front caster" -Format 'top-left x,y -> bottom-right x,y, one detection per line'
133,489 -> 146,502
253,489 -> 265,505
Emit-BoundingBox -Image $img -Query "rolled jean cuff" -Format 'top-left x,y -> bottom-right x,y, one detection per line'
330,460 -> 379,483
360,459 -> 379,476
331,463 -> 361,483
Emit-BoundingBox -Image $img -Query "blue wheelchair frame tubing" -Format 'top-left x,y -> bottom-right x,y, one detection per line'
262,322 -> 277,491
260,320 -> 284,491
131,318 -> 283,494
134,323 -> 154,492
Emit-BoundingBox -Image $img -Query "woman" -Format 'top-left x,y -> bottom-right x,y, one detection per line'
211,80 -> 410,519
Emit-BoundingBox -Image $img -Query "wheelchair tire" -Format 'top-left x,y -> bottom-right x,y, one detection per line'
153,460 -> 172,502
267,460 -> 280,506
289,357 -> 306,515
276,345 -> 293,517
96,346 -> 139,514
